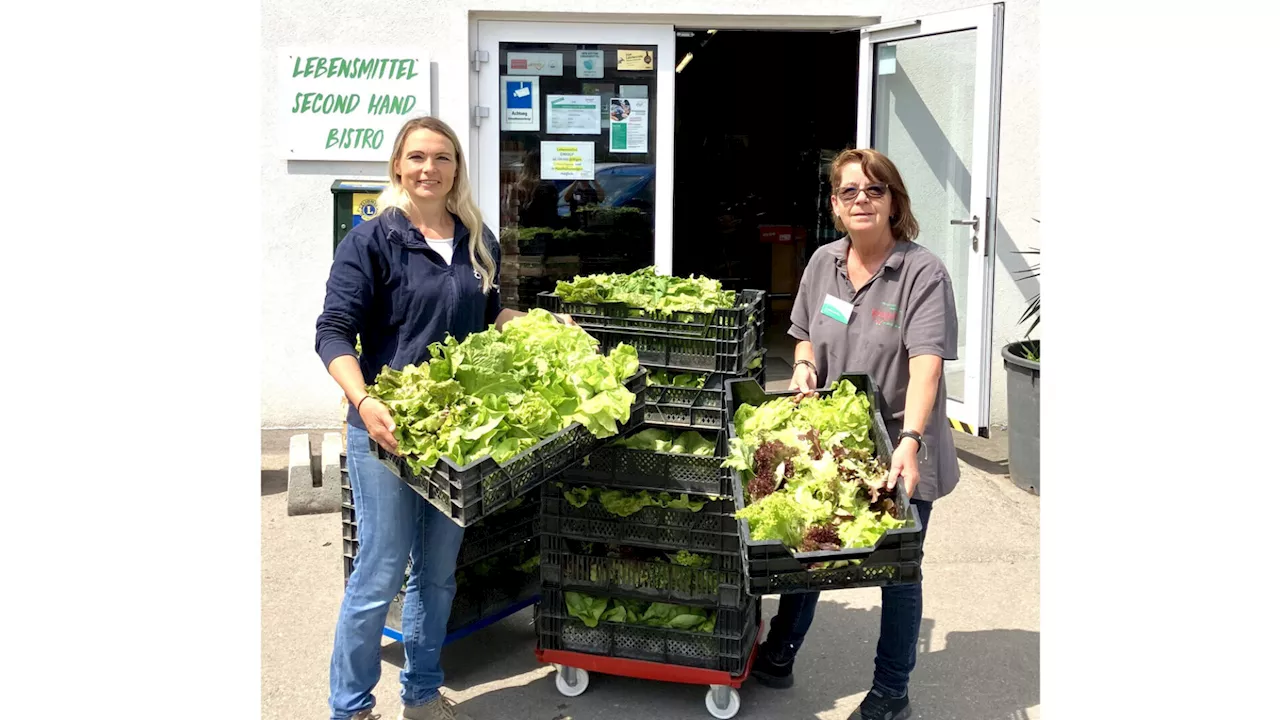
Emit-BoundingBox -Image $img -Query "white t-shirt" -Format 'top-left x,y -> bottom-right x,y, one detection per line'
425,238 -> 454,265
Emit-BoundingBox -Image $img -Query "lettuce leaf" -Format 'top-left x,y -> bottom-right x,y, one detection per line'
554,266 -> 737,316
729,379 -> 906,556
369,309 -> 637,475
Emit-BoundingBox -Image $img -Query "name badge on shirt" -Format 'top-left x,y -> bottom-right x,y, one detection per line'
820,294 -> 855,325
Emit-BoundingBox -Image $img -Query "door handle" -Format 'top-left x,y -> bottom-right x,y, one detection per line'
951,215 -> 980,250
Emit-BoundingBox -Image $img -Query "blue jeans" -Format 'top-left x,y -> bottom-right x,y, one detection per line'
330,424 -> 466,719
765,498 -> 933,699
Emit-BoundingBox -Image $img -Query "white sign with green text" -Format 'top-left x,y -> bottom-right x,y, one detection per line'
278,47 -> 431,161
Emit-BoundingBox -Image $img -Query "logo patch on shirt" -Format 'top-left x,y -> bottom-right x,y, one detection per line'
872,302 -> 900,328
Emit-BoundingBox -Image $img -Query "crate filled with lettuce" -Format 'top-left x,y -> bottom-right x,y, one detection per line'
561,425 -> 735,499
541,534 -> 744,609
543,479 -> 740,557
536,268 -> 765,375
643,361 -> 765,431
537,586 -> 759,677
367,310 -> 647,527
724,374 -> 924,595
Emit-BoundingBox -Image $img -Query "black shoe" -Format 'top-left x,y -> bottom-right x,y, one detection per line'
750,642 -> 796,689
851,688 -> 912,720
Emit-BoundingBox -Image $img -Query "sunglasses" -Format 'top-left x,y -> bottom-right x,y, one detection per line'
836,183 -> 889,204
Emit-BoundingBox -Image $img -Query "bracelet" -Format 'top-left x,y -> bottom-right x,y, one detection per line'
794,359 -> 816,372
898,430 -> 928,460
356,395 -> 374,412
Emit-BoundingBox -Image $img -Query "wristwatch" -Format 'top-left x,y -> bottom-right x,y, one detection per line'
794,359 -> 816,373
898,429 -> 928,460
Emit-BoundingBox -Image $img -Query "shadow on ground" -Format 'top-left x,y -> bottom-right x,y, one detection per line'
373,596 -> 1038,720
954,448 -> 1009,477
262,468 -> 288,496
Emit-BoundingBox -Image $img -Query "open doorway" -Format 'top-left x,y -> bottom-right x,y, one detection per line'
672,28 -> 858,377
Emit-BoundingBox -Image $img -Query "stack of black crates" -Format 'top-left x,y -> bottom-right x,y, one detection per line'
533,288 -> 768,675
340,456 -> 542,642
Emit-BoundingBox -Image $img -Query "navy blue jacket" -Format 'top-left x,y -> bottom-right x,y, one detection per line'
315,209 -> 502,430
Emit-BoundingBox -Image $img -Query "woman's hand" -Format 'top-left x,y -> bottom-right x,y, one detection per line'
788,362 -> 818,402
556,313 -> 578,327
358,397 -> 400,455
885,439 -> 921,498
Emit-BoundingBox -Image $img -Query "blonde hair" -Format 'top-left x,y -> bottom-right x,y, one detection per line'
376,116 -> 497,292
828,148 -> 920,242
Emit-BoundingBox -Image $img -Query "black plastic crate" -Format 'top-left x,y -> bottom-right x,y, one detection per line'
540,490 -> 740,556
540,534 -> 742,608
341,490 -> 542,582
724,373 -> 925,593
560,427 -> 733,498
536,586 -> 758,675
577,326 -> 763,375
537,289 -> 766,342
386,542 -> 542,634
456,497 -> 540,568
373,370 -> 648,527
643,359 -> 766,431
337,497 -> 537,579
342,507 -> 358,542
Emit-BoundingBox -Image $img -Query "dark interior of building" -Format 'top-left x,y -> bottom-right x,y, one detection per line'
672,29 -> 859,327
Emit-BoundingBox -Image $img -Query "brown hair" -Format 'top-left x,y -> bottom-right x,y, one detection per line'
376,116 -> 497,292
828,148 -> 920,242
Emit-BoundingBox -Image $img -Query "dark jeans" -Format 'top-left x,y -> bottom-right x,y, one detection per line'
765,498 -> 933,698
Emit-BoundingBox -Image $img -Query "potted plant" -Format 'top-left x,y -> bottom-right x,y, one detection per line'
1002,222 -> 1040,494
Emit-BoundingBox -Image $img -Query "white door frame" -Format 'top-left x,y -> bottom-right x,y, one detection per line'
855,3 -> 1004,437
474,20 -> 676,273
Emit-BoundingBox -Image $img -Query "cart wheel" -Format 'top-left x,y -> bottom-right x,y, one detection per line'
705,685 -> 740,719
554,665 -> 589,697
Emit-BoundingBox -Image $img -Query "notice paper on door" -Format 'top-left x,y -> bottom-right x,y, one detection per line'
576,49 -> 604,78
540,141 -> 595,180
609,97 -> 648,153
500,76 -> 539,131
546,94 -> 602,135
617,49 -> 653,71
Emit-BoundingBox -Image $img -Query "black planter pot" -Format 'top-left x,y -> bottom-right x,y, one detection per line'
1002,341 -> 1040,495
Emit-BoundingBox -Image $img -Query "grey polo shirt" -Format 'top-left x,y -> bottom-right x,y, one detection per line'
789,238 -> 962,502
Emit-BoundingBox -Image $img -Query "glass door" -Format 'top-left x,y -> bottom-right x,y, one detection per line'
476,21 -> 675,310
856,4 -> 1004,436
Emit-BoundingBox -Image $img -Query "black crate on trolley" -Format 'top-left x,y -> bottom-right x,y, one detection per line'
561,424 -> 733,498
724,373 -> 925,595
341,476 -> 542,585
540,533 -> 743,608
536,585 -> 758,675
538,289 -> 766,342
541,486 -> 740,557
537,290 -> 766,375
643,360 -> 765,431
373,369 -> 648,527
386,537 -> 542,635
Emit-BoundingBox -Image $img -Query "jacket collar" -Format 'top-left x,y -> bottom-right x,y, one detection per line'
380,208 -> 470,251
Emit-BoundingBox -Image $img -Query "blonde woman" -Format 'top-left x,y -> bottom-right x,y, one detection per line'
315,116 -> 568,720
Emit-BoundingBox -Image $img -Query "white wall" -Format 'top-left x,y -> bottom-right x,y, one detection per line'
261,0 -> 1037,429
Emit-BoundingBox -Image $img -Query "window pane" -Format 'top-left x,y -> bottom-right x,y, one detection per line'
497,43 -> 658,310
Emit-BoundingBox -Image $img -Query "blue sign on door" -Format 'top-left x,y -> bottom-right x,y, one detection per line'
506,80 -> 534,109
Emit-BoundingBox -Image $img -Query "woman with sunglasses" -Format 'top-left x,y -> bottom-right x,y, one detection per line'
750,148 -> 961,720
